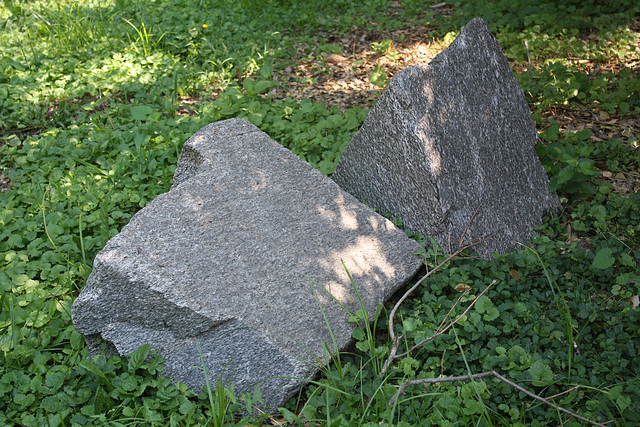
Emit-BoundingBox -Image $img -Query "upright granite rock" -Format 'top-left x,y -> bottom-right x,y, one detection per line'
72,118 -> 422,413
332,18 -> 560,258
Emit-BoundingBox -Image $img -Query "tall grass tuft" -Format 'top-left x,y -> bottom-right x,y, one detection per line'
30,1 -> 113,51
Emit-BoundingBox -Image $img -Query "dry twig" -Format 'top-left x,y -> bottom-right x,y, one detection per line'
377,210 -> 607,426
380,231 -> 493,377
396,280 -> 495,360
388,371 -> 606,427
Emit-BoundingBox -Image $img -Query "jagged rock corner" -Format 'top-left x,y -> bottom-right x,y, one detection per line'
332,17 -> 561,259
72,118 -> 423,413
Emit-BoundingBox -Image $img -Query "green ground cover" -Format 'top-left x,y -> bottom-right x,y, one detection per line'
1,0 -> 639,425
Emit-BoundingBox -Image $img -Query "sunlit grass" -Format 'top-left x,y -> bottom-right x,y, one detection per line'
0,0 -> 639,425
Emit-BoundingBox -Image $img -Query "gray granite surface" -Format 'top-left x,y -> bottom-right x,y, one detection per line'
72,119 -> 422,412
332,18 -> 560,258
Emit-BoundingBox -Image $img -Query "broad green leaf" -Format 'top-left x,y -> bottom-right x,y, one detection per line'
402,317 -> 419,332
130,105 -> 154,121
122,406 -> 136,417
590,205 -> 606,222
475,295 -> 499,320
351,329 -> 365,341
45,371 -> 66,391
541,124 -> 559,141
13,392 -> 35,408
128,343 -> 151,371
592,248 -> 615,270
253,80 -> 275,94
607,385 -> 631,411
355,340 -> 370,352
369,65 -> 387,88
6,234 -> 24,248
120,374 -> 138,392
70,330 -> 85,350
576,159 -> 599,176
78,360 -> 112,387
41,395 -> 60,412
555,167 -> 574,185
242,77 -> 255,95
178,395 -> 196,415
528,360 -> 554,386
400,356 -> 419,375
575,128 -> 593,141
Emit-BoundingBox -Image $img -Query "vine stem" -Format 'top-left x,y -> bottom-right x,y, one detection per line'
388,370 -> 607,427
380,230 -> 492,377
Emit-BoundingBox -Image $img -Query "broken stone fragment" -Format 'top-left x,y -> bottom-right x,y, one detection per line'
72,118 -> 422,412
332,17 -> 560,259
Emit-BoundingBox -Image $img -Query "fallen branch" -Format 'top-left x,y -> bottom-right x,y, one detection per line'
396,280 -> 495,361
378,208 -> 605,426
380,232 -> 493,377
388,371 -> 606,426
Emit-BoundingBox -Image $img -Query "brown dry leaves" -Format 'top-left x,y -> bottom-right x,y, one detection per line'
267,12 -> 640,201
0,173 -> 11,193
271,21 -> 445,111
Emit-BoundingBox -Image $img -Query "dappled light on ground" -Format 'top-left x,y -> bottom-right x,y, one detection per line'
272,26 -> 443,111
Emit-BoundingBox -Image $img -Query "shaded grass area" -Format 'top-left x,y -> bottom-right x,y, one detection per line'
1,0 -> 639,425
